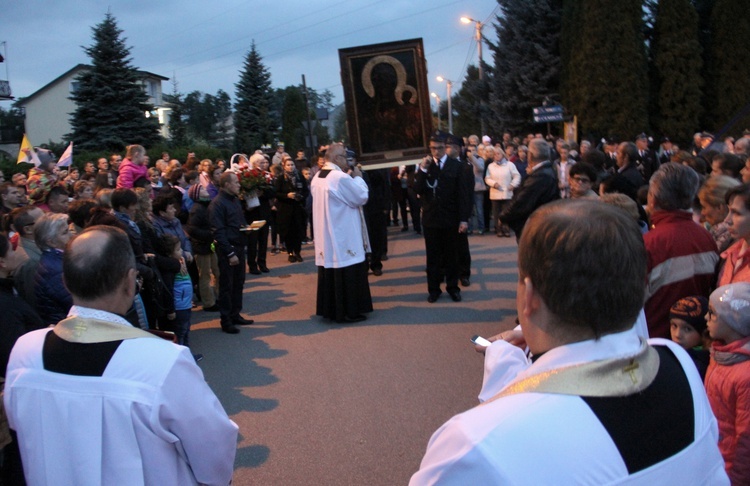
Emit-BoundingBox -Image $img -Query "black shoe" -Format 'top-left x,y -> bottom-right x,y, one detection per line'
222,325 -> 240,334
203,304 -> 220,312
449,291 -> 462,302
259,264 -> 270,273
381,255 -> 389,261
427,292 -> 441,303
288,254 -> 296,263
193,353 -> 204,363
336,314 -> 367,323
415,229 -> 422,235
401,227 -> 408,232
233,317 -> 255,326
460,278 -> 471,287
372,268 -> 383,276
248,267 -> 261,275
295,254 -> 303,262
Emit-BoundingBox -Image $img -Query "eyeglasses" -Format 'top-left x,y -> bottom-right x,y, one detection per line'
571,176 -> 591,184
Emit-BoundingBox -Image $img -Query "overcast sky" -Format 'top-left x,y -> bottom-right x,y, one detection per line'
2,0 -> 498,111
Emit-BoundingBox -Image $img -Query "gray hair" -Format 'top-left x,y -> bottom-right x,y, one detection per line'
649,162 -> 700,211
34,212 -> 70,251
528,138 -> 551,163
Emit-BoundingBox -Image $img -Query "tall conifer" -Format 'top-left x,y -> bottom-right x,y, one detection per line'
706,0 -> 750,135
565,0 -> 648,140
651,0 -> 703,146
488,0 -> 562,135
234,42 -> 276,152
68,13 -> 161,150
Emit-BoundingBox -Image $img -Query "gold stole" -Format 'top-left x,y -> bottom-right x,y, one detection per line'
53,316 -> 159,344
482,339 -> 660,405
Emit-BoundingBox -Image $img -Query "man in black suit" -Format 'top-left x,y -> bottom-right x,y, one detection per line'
635,133 -> 660,182
498,137 -> 560,240
609,141 -> 646,202
414,132 -> 471,303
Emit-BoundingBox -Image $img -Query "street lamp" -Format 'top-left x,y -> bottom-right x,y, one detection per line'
431,92 -> 441,130
461,16 -> 486,135
436,76 -> 453,134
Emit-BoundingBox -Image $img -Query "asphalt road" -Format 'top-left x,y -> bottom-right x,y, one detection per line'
190,226 -> 520,485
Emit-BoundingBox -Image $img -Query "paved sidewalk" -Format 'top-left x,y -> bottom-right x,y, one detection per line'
191,227 -> 519,485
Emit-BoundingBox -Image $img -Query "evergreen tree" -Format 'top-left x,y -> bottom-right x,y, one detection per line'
705,0 -> 750,135
279,86 -> 307,154
164,92 -> 187,147
452,65 -> 483,137
565,0 -> 649,140
488,0 -> 562,136
67,13 -> 161,150
332,106 -> 348,144
650,0 -> 703,146
234,41 -> 276,152
213,90 -> 232,148
163,78 -> 187,147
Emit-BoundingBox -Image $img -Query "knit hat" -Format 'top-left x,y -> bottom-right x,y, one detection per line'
710,283 -> 750,337
670,296 -> 709,334
188,183 -> 202,202
482,135 -> 491,145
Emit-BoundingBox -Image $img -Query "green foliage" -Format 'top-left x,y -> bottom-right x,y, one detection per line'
650,0 -> 703,146
234,41 -> 277,153
67,13 -> 162,151
279,86 -> 308,155
488,0 -> 562,136
452,65 -> 483,137
332,106 -> 348,144
0,106 -> 24,144
564,0 -> 649,140
164,92 -> 188,147
706,0 -> 750,135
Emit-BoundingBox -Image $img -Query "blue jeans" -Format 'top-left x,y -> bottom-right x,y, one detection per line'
470,191 -> 486,232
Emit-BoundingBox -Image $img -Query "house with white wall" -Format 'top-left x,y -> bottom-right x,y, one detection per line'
19,64 -> 169,144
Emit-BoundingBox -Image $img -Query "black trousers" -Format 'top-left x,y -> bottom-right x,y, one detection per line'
247,223 -> 269,268
367,209 -> 388,272
457,232 -> 471,279
423,226 -> 459,295
406,188 -> 421,232
217,249 -> 246,326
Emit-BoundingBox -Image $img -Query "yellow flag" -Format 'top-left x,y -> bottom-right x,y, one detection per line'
17,133 -> 41,166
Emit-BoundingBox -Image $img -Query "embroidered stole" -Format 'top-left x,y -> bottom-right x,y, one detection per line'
54,316 -> 159,344
483,339 -> 660,405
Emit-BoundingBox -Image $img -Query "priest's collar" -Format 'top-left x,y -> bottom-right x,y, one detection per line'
68,305 -> 132,328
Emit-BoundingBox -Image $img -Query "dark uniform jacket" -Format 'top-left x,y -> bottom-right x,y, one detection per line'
414,156 -> 472,229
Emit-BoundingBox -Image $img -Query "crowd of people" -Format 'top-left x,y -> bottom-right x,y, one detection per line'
0,125 -> 749,483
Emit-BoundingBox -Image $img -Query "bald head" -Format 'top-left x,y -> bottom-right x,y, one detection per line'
63,226 -> 135,301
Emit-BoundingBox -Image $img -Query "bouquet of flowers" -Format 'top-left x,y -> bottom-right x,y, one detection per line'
237,167 -> 273,209
237,167 -> 273,194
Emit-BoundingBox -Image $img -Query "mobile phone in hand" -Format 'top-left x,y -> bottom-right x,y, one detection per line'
471,335 -> 492,347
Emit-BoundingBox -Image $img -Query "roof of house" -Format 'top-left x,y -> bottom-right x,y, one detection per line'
20,63 -> 169,105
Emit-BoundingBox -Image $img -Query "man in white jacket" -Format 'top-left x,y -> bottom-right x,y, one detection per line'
411,200 -> 728,485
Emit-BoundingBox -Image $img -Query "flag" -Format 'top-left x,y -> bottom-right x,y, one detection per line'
57,141 -> 73,167
17,134 -> 41,166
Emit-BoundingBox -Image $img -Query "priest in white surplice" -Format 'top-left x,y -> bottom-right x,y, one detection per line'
311,143 -> 373,323
410,200 -> 728,485
5,226 -> 238,485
